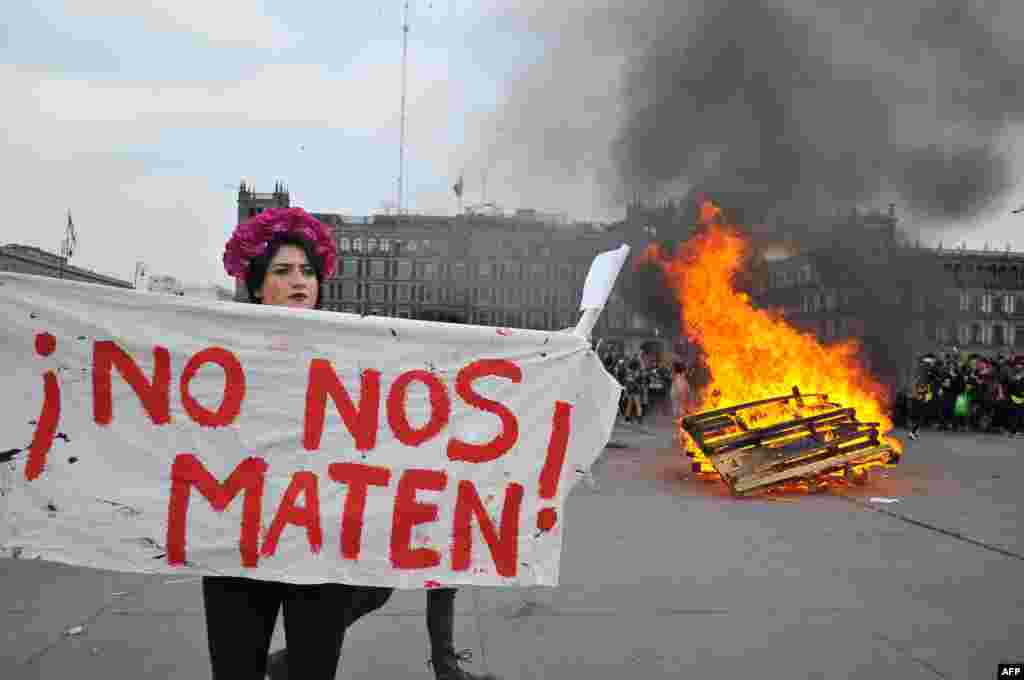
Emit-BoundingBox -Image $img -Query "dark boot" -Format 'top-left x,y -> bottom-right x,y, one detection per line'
429,649 -> 500,680
427,589 -> 500,680
266,648 -> 288,680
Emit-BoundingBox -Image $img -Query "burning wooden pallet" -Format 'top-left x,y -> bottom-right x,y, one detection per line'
679,388 -> 900,496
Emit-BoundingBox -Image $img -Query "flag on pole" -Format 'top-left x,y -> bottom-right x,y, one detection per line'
65,211 -> 77,259
453,175 -> 464,198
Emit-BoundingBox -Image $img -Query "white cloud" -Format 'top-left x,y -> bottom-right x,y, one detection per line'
20,59 -> 454,140
2,50 -> 462,288
60,0 -> 296,48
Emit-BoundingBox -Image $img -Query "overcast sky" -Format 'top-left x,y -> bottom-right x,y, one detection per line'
5,0 -> 1024,289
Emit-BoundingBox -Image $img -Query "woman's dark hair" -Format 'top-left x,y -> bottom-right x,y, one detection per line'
243,233 -> 325,310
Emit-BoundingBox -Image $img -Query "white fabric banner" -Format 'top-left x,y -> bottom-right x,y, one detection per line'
0,273 -> 620,588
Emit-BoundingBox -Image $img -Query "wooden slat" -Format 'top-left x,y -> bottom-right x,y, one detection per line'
730,445 -> 894,494
682,392 -> 831,424
723,433 -> 883,480
699,409 -> 856,455
709,427 -> 879,477
678,389 -> 898,496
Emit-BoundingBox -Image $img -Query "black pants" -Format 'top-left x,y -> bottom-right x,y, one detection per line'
202,576 -> 393,679
1010,405 -> 1024,434
426,588 -> 457,657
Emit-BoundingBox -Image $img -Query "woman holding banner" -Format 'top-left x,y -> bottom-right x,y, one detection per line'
263,304 -> 502,680
211,207 -> 394,679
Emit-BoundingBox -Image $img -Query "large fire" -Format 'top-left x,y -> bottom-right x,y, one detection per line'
644,200 -> 902,476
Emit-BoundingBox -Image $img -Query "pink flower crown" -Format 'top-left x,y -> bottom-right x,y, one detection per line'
223,207 -> 337,279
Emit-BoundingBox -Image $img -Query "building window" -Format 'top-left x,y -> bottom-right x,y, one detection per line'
477,310 -> 492,325
527,311 -> 546,329
502,262 -> 520,280
380,239 -> 391,254
370,260 -> 388,279
1002,294 -> 1014,315
453,262 -> 467,279
341,281 -> 359,299
340,258 -> 360,278
959,291 -> 970,312
396,306 -> 411,318
396,260 -> 413,280
530,263 -> 547,280
405,240 -> 418,253
366,238 -> 378,253
454,289 -> 468,305
339,237 -> 351,252
971,323 -> 983,344
558,264 -> 572,281
369,284 -> 387,302
396,284 -> 411,303
478,287 -> 494,304
981,293 -> 993,314
993,324 -> 1006,346
478,262 -> 494,279
353,238 -> 363,253
1016,326 -> 1024,348
825,318 -> 836,339
415,262 -> 436,279
531,288 -> 544,306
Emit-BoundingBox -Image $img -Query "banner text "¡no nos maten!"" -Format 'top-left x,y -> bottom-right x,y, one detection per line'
25,332 -> 575,577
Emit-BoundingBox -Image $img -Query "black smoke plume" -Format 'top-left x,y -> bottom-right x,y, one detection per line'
612,0 -> 1022,224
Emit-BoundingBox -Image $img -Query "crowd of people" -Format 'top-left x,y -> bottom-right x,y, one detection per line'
598,346 -> 1024,441
898,351 -> 1024,438
599,350 -> 697,424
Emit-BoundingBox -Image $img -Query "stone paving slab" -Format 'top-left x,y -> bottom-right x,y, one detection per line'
3,422 -> 1023,679
0,560 -> 153,665
477,609 -> 943,680
13,610 -> 207,680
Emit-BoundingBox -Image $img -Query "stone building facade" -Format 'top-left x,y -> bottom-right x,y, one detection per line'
759,209 -> 1024,382
234,182 -> 668,355
0,244 -> 132,288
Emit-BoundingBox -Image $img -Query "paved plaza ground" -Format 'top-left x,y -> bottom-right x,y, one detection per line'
2,410 -> 1022,679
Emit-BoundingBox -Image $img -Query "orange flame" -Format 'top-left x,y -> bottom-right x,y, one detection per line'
646,200 -> 901,456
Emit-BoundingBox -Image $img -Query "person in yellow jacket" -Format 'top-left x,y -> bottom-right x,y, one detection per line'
909,354 -> 939,440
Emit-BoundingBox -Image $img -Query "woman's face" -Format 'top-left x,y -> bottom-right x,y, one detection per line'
256,244 -> 319,309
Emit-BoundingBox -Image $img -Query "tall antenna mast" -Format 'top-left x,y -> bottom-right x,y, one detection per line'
397,0 -> 410,217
